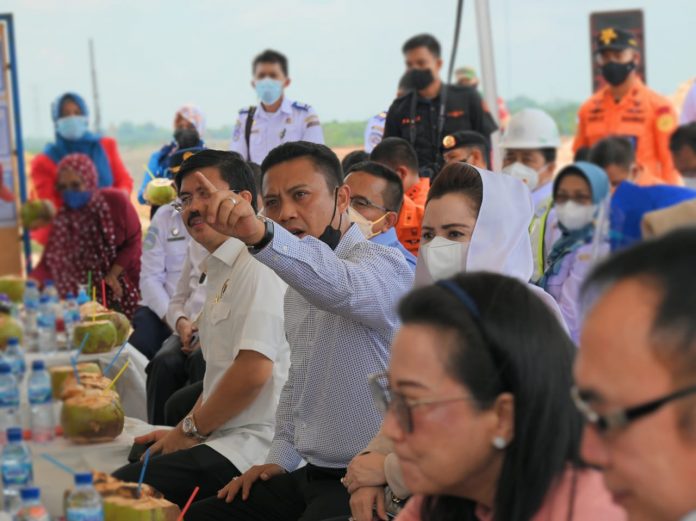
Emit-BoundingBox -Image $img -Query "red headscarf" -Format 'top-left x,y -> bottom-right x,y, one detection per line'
44,153 -> 139,318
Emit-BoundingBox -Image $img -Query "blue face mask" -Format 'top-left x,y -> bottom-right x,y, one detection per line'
62,190 -> 91,210
56,116 -> 89,141
255,78 -> 284,106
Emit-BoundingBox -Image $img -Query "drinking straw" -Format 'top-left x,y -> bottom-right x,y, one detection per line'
40,453 -> 76,474
144,165 -> 156,181
87,271 -> 92,296
176,486 -> 200,521
69,332 -> 89,385
101,279 -> 107,308
137,448 -> 151,498
106,359 -> 130,390
104,340 -> 128,375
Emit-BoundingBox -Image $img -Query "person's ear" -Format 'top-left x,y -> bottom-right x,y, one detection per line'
471,149 -> 486,169
435,58 -> 443,72
630,163 -> 642,182
284,77 -> 291,89
336,184 -> 351,215
633,51 -> 641,66
250,79 -> 255,89
383,211 -> 399,231
491,392 -> 515,447
396,166 -> 409,184
239,190 -> 254,206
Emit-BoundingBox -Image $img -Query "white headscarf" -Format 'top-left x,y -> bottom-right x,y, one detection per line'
416,168 -> 568,330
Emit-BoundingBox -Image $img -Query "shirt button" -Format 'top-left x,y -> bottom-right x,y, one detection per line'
283,246 -> 288,253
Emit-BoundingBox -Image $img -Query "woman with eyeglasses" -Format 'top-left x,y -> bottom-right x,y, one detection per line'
30,153 -> 142,318
537,162 -> 611,342
378,273 -> 624,521
344,163 -> 568,521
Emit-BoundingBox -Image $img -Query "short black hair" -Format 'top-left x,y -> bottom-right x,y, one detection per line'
261,141 -> 343,193
589,136 -> 635,170
670,123 -> 696,154
427,162 -> 483,216
370,137 -> 419,174
346,160 -> 404,213
252,49 -> 288,77
540,147 -> 557,164
341,150 -> 369,174
582,229 -> 696,379
175,149 -> 258,212
247,162 -> 262,195
574,146 -> 591,162
402,33 -> 441,58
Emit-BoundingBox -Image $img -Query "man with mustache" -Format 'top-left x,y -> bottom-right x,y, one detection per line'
113,150 -> 290,510
186,141 -> 413,520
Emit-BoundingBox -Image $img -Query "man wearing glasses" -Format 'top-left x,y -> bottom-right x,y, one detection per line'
573,228 -> 696,521
344,161 -> 417,271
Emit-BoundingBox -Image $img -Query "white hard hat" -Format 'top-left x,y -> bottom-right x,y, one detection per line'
500,108 -> 560,149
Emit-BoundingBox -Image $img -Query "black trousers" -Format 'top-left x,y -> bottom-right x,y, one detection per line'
146,334 -> 206,425
164,381 -> 203,426
128,306 -> 172,360
187,464 -> 351,521
112,444 -> 239,509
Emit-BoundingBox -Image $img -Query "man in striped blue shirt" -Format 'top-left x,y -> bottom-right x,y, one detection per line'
187,142 -> 413,520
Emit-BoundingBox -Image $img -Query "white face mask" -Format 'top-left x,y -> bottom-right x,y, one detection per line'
418,236 -> 470,281
555,201 -> 596,231
348,207 -> 387,240
501,162 -> 545,191
683,176 -> 696,189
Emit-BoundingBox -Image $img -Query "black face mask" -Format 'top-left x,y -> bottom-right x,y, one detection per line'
600,60 -> 636,87
174,128 -> 200,149
317,188 -> 342,250
404,68 -> 435,91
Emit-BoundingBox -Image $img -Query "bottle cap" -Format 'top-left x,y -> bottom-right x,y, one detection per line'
7,337 -> 19,346
25,280 -> 37,288
66,292 -> 75,299
20,487 -> 40,501
39,295 -> 50,304
31,360 -> 45,371
0,363 -> 11,374
45,280 -> 54,287
6,427 -> 23,442
74,472 -> 93,486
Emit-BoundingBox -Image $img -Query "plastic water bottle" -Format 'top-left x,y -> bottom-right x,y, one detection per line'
0,365 -> 19,443
41,281 -> 58,305
23,282 -> 40,311
63,293 -> 80,349
36,297 -> 55,354
27,361 -> 53,444
76,286 -> 89,306
17,487 -> 49,521
2,428 -> 33,515
2,338 -> 26,385
65,473 -> 103,521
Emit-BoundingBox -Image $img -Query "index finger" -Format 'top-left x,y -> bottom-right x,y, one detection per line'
193,171 -> 219,195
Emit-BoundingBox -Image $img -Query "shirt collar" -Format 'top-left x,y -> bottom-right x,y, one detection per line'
211,237 -> 246,267
370,227 -> 399,247
335,223 -> 367,257
257,96 -> 292,118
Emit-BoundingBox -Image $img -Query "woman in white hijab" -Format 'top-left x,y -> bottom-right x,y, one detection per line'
345,163 -> 567,521
416,162 -> 565,323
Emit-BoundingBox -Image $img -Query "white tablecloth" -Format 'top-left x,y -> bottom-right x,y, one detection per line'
30,416 -> 155,517
21,343 -> 149,422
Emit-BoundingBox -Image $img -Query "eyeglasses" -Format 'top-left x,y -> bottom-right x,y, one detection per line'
172,188 -> 239,213
571,384 -> 696,434
368,372 -> 474,433
350,196 -> 392,213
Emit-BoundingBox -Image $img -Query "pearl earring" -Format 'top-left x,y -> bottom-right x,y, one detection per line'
492,436 -> 507,450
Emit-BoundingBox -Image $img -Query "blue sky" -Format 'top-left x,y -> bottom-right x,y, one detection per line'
4,0 -> 695,137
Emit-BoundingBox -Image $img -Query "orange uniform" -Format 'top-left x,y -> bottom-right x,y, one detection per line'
573,78 -> 680,185
405,177 -> 430,207
395,195 -> 424,256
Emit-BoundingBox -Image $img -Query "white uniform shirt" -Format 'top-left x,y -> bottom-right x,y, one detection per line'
680,81 -> 696,125
197,238 -> 290,472
139,205 -> 190,319
165,239 -> 208,331
230,97 -> 324,164
364,111 -> 387,153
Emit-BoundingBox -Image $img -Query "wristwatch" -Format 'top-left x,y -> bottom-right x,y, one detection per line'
248,217 -> 274,254
181,414 -> 208,441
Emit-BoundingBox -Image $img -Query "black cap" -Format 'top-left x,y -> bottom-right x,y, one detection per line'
595,27 -> 639,53
441,130 -> 489,153
167,146 -> 205,177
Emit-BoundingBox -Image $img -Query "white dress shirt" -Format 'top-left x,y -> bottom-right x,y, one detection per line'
364,110 -> 387,153
230,97 -> 324,163
198,238 -> 290,472
139,205 -> 190,318
165,239 -> 208,331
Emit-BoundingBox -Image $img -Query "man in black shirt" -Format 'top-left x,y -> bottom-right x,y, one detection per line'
383,33 -> 498,178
